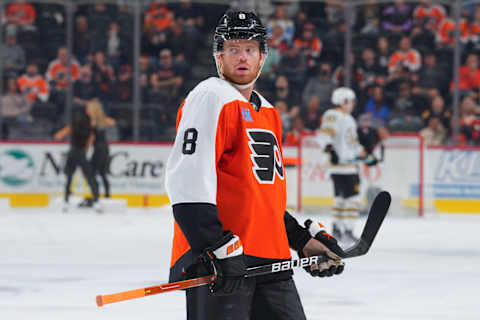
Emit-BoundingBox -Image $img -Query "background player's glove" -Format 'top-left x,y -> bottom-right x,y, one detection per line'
325,144 -> 339,164
363,154 -> 379,166
200,231 -> 246,296
299,220 -> 345,277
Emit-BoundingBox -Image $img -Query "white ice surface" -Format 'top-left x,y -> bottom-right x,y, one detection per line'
1,207 -> 479,320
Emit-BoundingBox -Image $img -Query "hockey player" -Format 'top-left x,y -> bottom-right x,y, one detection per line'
165,11 -> 345,320
317,87 -> 365,244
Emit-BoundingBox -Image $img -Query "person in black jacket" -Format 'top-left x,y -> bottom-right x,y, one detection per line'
85,99 -> 115,201
54,108 -> 99,212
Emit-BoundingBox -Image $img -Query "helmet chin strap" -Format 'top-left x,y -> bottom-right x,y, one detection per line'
214,53 -> 266,90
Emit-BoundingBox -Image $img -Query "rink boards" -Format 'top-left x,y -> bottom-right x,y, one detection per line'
0,141 -> 478,213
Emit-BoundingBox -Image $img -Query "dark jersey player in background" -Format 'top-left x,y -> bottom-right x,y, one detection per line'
165,11 -> 346,320
54,108 -> 99,212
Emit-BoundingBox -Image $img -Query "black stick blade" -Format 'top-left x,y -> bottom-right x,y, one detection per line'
343,191 -> 391,258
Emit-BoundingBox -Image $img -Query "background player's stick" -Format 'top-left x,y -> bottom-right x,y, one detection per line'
96,191 -> 391,307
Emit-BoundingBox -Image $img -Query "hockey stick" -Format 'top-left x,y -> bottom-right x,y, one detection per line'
96,191 -> 391,307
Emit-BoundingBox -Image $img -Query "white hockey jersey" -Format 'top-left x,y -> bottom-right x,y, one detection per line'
316,108 -> 364,174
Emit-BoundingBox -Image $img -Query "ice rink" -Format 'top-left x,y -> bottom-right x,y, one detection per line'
1,205 -> 479,320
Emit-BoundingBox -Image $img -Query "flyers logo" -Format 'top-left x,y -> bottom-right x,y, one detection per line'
247,129 -> 284,184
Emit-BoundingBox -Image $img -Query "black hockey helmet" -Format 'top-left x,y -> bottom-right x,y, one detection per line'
213,11 -> 268,55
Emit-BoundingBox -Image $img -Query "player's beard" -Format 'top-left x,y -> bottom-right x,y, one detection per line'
220,60 -> 262,86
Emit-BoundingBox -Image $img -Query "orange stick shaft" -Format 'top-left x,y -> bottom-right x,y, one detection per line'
96,275 -> 215,307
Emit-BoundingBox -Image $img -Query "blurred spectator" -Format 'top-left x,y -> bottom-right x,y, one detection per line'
1,78 -> 33,123
149,49 -> 184,104
73,66 -> 95,108
381,0 -> 412,35
114,64 -> 133,102
420,116 -> 446,146
89,4 -> 113,38
388,37 -> 422,74
436,17 -> 469,47
377,36 -> 391,74
5,0 -> 37,31
300,96 -> 322,131
267,4 -> 295,45
413,52 -> 448,94
277,43 -> 307,88
0,29 -> 26,77
413,0 -> 446,32
389,81 -> 424,131
46,47 -> 80,90
466,6 -> 480,51
354,0 -> 380,36
459,96 -> 480,145
302,63 -> 335,109
271,75 -> 300,119
143,2 -> 172,56
284,116 -> 306,146
274,100 -> 292,135
175,0 -> 205,31
332,53 -> 363,91
17,62 -> 49,103
91,51 -> 115,101
116,5 -> 134,36
365,85 -> 390,126
452,53 -> 480,94
230,0 -> 274,23
293,22 -> 322,72
139,55 -> 153,102
357,113 -> 384,155
73,15 -> 91,64
421,95 -> 451,130
410,24 -> 435,53
101,22 -> 128,68
324,1 -> 344,28
267,24 -> 289,54
144,2 -> 174,32
167,20 -> 193,62
357,48 -> 384,90
295,11 -> 311,39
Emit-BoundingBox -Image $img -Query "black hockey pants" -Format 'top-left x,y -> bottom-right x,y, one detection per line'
186,277 -> 306,320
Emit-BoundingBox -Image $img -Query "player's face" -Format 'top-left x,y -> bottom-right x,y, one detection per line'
217,39 -> 265,86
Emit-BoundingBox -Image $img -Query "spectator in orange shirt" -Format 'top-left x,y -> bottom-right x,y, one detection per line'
284,117 -> 307,146
5,0 -> 36,31
451,53 -> 480,94
46,47 -> 80,91
388,36 -> 422,73
413,0 -> 446,32
294,22 -> 322,72
436,17 -> 469,47
46,47 -> 80,114
144,2 -> 174,31
17,62 -> 49,103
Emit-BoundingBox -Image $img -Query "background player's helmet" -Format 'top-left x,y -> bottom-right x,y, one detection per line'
331,87 -> 356,106
213,11 -> 268,55
213,11 -> 268,89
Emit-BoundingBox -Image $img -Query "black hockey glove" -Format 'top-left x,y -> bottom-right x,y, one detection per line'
298,219 -> 345,277
363,154 -> 379,167
325,144 -> 339,164
199,231 -> 246,296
